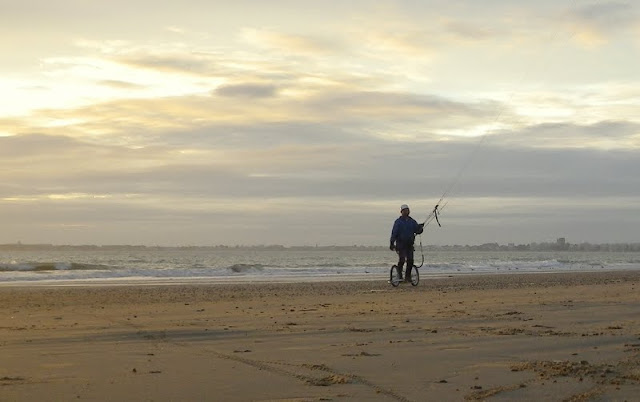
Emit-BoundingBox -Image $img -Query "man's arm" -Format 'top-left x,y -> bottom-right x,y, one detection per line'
390,220 -> 399,250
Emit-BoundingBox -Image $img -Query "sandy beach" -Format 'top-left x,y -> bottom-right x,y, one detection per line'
1,271 -> 639,401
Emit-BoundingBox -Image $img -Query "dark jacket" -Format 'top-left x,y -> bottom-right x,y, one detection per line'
390,216 -> 423,247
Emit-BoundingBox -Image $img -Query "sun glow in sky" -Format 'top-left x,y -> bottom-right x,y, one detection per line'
1,0 -> 639,246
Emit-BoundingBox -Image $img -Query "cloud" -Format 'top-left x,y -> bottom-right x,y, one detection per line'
304,90 -> 500,127
3,115 -> 637,204
214,83 -> 278,98
114,52 -> 219,76
574,2 -> 636,28
567,1 -> 639,46
443,20 -> 498,42
3,81 -> 506,149
2,115 -> 640,245
240,28 -> 339,55
495,120 -> 640,149
98,80 -> 146,89
0,133 -> 79,157
2,2 -> 639,245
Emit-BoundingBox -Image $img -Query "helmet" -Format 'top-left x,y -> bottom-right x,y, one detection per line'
400,204 -> 409,211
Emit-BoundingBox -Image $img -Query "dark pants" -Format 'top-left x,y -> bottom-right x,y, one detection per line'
396,243 -> 414,279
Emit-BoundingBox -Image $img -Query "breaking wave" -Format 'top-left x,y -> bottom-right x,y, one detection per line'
227,263 -> 265,273
0,262 -> 115,272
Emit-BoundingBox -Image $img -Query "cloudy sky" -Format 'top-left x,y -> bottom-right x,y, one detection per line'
1,1 -> 639,246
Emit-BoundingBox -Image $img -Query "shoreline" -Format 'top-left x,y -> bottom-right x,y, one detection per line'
1,267 -> 638,289
2,270 -> 638,401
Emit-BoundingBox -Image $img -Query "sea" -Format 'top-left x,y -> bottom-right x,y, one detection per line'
1,246 -> 639,286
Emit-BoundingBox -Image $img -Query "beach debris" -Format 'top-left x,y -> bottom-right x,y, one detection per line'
496,327 -> 525,335
341,351 -> 380,357
307,374 -> 351,386
509,359 -> 634,385
466,383 -> 527,400
347,327 -> 373,332
1,376 -> 25,382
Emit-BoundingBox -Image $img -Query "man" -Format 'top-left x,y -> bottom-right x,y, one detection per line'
390,204 -> 424,282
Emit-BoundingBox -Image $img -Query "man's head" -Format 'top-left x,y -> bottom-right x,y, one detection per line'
400,204 -> 410,216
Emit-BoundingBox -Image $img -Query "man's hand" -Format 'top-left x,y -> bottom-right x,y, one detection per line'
389,241 -> 395,251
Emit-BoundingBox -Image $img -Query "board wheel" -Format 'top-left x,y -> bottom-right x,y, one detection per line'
389,264 -> 401,287
409,265 -> 419,286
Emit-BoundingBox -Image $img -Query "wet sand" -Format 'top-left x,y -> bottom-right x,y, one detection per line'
1,271 -> 639,401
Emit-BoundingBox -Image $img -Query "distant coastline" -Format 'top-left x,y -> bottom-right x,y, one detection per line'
2,239 -> 640,252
